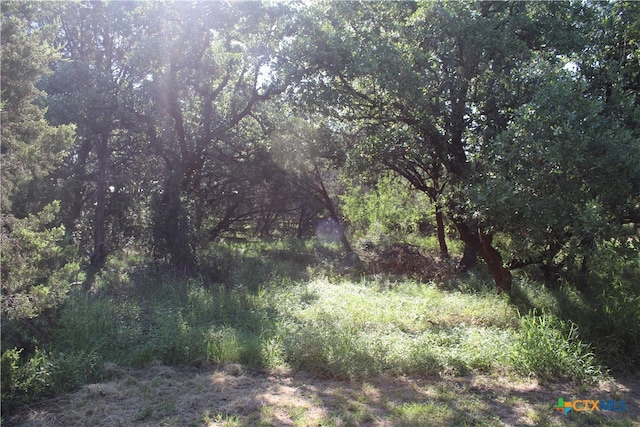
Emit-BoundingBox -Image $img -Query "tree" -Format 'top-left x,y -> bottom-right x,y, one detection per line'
341,171 -> 434,244
45,0 -> 139,267
353,121 -> 451,259
462,2 -> 640,282
288,1 -> 586,291
270,116 -> 354,253
468,68 -> 640,282
581,1 -> 640,110
1,1 -> 76,342
1,2 -> 74,212
124,1 -> 293,269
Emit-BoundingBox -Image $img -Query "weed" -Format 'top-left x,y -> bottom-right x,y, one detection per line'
511,242 -> 640,372
204,327 -> 242,364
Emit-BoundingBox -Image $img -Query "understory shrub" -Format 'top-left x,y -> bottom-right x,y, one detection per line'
585,243 -> 640,369
1,348 -> 52,414
0,347 -> 102,415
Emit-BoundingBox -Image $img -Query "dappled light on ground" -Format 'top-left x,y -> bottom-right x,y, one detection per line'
5,363 -> 639,426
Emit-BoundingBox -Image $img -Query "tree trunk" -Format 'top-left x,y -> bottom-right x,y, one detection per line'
337,220 -> 353,253
91,134 -> 109,267
454,221 -> 512,293
459,243 -> 478,271
158,170 -> 195,272
313,168 -> 353,254
209,203 -> 240,240
63,138 -> 91,240
435,205 -> 449,259
297,205 -> 307,239
324,201 -> 352,254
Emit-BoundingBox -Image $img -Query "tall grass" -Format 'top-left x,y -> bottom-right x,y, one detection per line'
270,277 -> 518,378
6,239 -> 636,414
511,241 -> 640,371
509,311 -> 603,382
55,278 -> 269,368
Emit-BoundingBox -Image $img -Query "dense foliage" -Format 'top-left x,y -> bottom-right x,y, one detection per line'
2,0 -> 639,416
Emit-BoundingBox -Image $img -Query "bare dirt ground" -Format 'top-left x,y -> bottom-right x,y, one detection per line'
5,363 -> 639,427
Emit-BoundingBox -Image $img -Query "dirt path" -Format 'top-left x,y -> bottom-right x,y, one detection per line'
5,363 -> 639,426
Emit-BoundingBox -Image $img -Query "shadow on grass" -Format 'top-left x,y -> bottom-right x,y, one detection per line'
5,365 -> 639,427
509,273 -> 640,376
195,239 -> 343,291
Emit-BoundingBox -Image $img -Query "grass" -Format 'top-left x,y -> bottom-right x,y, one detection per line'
32,255 -> 606,386
509,311 -> 603,381
49,271 -> 522,380
6,364 -> 638,426
270,276 -> 518,378
2,238 -> 639,425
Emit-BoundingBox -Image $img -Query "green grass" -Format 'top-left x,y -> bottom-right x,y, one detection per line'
45,265 -> 604,384
509,311 -> 603,382
270,277 -> 518,378
3,238 -> 638,416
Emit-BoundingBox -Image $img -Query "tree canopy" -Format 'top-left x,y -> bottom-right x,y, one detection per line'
2,0 -> 638,295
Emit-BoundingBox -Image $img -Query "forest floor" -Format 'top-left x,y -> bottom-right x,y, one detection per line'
5,362 -> 639,427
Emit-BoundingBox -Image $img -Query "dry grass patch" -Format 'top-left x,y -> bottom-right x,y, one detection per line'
5,364 -> 638,427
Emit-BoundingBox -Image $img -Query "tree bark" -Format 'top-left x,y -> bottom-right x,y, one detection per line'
454,221 -> 512,292
311,166 -> 353,254
159,169 -> 195,272
434,205 -> 449,259
91,134 -> 109,267
64,138 -> 91,240
297,205 -> 307,239
321,192 -> 353,254
459,243 -> 478,271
